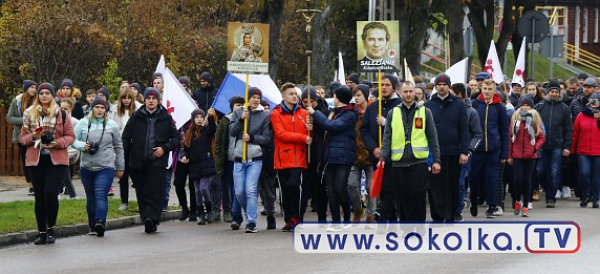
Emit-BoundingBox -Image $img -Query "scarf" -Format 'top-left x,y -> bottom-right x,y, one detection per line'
512,111 -> 536,146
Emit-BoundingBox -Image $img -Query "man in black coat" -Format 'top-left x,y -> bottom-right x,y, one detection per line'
424,74 -> 470,223
192,72 -> 219,114
122,88 -> 179,233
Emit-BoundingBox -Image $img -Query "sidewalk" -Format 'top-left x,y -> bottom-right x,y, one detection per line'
0,175 -> 183,247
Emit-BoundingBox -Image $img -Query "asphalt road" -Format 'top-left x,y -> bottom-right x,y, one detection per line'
1,197 -> 599,274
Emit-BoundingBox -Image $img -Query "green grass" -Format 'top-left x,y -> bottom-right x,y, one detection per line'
0,199 -> 140,234
422,43 -> 580,82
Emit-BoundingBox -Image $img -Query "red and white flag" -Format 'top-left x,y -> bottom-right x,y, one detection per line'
511,37 -> 527,86
162,67 -> 198,130
484,41 -> 504,84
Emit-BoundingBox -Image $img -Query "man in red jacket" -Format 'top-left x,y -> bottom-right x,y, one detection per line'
271,83 -> 313,231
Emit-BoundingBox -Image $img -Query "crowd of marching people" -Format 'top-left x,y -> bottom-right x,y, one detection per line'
5,69 -> 600,244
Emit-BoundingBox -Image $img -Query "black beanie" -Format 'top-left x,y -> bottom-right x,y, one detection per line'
23,80 -> 35,92
200,72 -> 213,84
355,84 -> 370,97
38,83 -> 56,97
143,87 -> 161,101
248,87 -> 262,100
330,81 -> 342,91
334,86 -> 353,105
361,80 -> 373,88
519,95 -> 535,108
60,78 -> 74,90
382,74 -> 399,90
229,96 -> 245,111
434,73 -> 452,86
179,76 -> 190,87
301,86 -> 317,100
577,72 -> 589,80
97,87 -> 110,101
91,97 -> 110,111
546,81 -> 561,94
130,83 -> 142,93
346,73 -> 360,84
191,109 -> 205,120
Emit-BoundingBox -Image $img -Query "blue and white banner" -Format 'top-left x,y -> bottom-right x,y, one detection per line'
212,73 -> 282,115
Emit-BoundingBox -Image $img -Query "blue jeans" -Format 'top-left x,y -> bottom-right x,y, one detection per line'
577,155 -> 600,200
233,161 -> 262,224
163,168 -> 173,211
80,168 -> 115,227
225,161 -> 242,224
457,159 -> 470,214
536,149 -> 563,202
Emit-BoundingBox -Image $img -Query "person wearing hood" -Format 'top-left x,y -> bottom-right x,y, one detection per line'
306,86 -> 358,225
450,83 -> 483,221
509,79 -> 524,107
414,83 -> 428,105
7,80 -> 37,195
469,79 -> 509,218
571,93 -> 600,208
229,87 -> 272,233
425,73 -> 470,223
122,88 -> 179,233
534,81 -> 573,207
192,72 -> 219,114
508,95 -> 545,217
270,83 -> 312,231
20,83 -> 75,245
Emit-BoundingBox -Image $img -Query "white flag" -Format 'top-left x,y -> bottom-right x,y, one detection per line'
155,55 -> 166,75
337,51 -> 345,83
445,57 -> 469,85
404,59 -> 414,85
511,37 -> 527,86
162,68 -> 198,130
484,41 -> 504,84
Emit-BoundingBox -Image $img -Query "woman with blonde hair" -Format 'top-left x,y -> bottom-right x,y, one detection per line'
508,95 -> 545,217
110,88 -> 142,211
20,83 -> 75,244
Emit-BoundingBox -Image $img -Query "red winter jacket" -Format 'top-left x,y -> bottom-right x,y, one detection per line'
571,113 -> 600,156
509,120 -> 545,160
271,103 -> 310,170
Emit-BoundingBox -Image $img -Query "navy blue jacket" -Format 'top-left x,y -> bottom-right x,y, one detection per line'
313,105 -> 358,165
471,94 -> 509,159
424,93 -> 470,155
359,96 -> 402,164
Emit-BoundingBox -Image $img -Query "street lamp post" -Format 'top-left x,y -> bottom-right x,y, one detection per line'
296,0 -> 321,163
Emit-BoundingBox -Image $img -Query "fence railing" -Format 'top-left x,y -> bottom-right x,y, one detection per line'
0,107 -> 24,176
564,43 -> 600,72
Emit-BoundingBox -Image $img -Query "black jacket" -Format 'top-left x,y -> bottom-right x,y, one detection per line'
359,96 -> 402,164
308,98 -> 330,169
424,93 -> 470,155
184,116 -> 217,180
122,106 -> 179,169
535,99 -> 573,150
192,86 -> 218,114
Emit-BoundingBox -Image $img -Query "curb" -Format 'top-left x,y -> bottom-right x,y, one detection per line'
0,210 -> 181,248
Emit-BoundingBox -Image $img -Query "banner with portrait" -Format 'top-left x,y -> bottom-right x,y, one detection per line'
356,21 -> 400,72
227,22 -> 270,73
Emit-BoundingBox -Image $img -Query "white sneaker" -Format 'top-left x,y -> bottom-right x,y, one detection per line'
555,190 -> 561,199
528,202 -> 533,210
118,204 -> 129,211
562,187 -> 571,199
493,206 -> 504,216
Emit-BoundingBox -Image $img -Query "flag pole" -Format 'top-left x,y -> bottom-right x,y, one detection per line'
378,70 -> 382,148
243,73 -> 249,162
307,53 -> 313,164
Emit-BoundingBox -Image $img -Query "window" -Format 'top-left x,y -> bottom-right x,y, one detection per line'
595,8 -> 599,43
583,7 -> 588,43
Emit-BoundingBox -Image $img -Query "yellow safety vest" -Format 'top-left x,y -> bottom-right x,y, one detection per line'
390,106 -> 429,161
